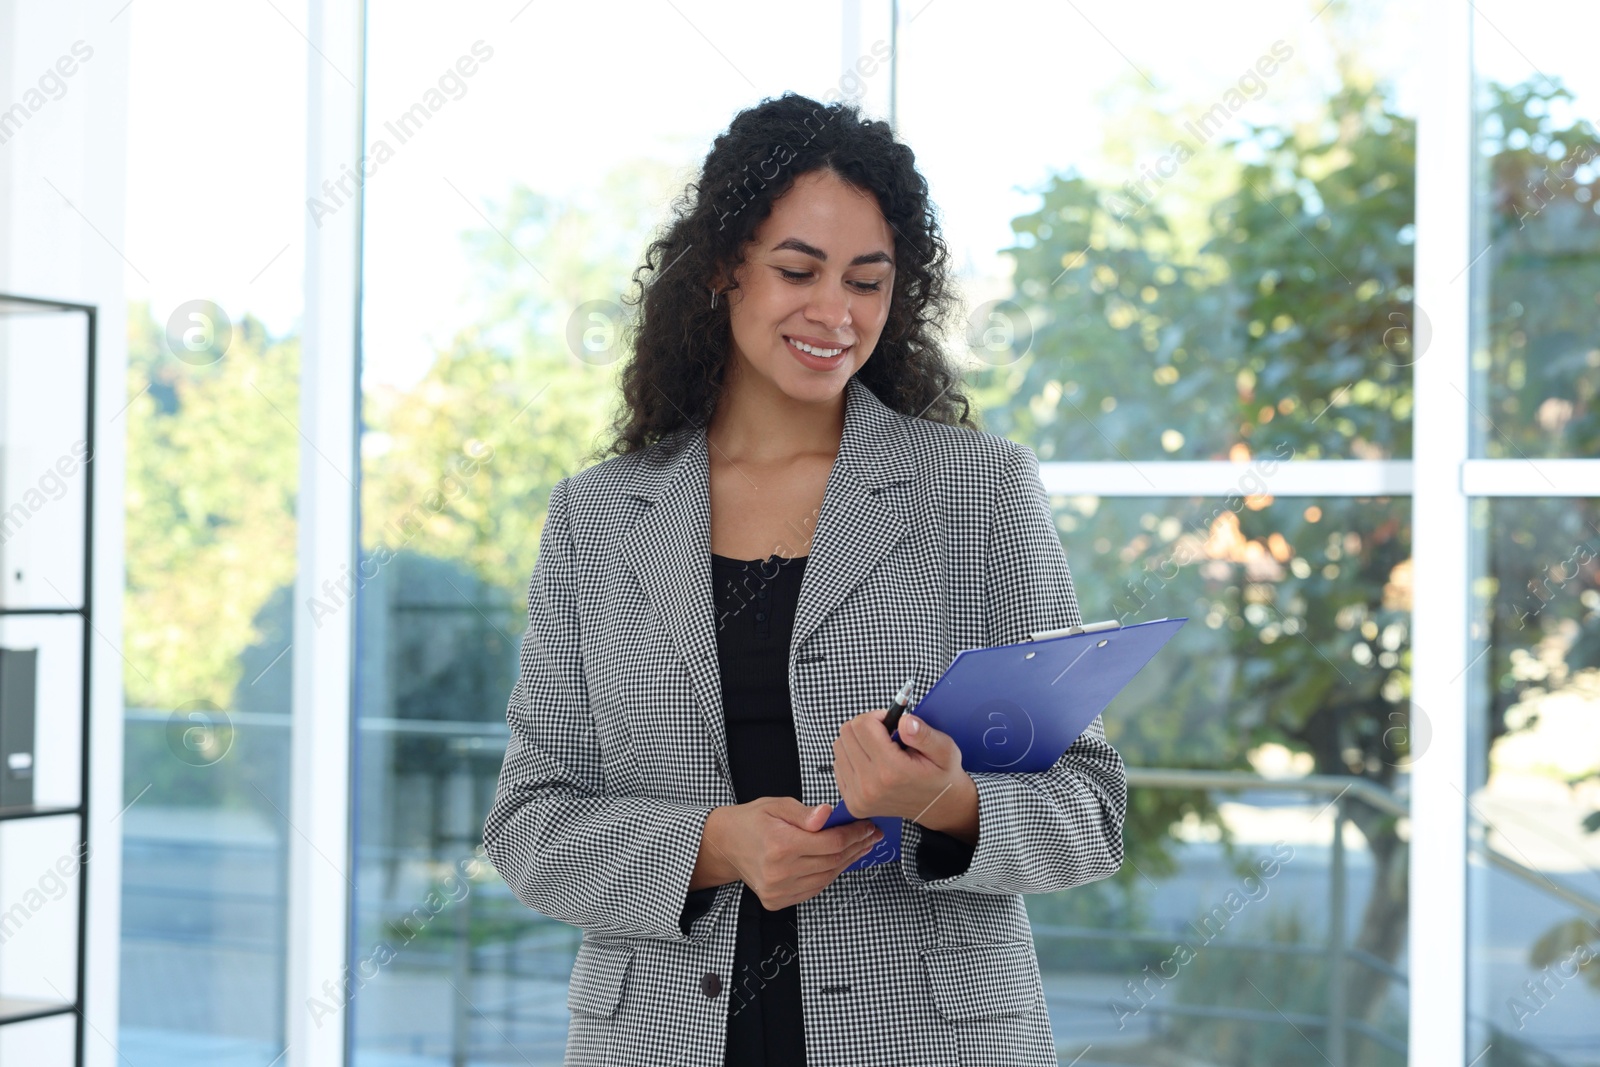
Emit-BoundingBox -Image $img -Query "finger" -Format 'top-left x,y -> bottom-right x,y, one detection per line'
823,827 -> 882,868
836,719 -> 881,773
770,799 -> 833,830
769,804 -> 851,862
797,827 -> 880,877
790,811 -> 880,858
853,710 -> 893,755
896,713 -> 955,766
807,816 -> 881,855
832,738 -> 872,812
832,738 -> 859,791
789,837 -> 876,901
834,834 -> 880,874
853,709 -> 908,761
790,838 -> 876,889
790,812 -> 877,857
839,720 -> 906,802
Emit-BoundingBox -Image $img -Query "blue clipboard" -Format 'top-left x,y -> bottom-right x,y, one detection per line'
823,617 -> 1187,871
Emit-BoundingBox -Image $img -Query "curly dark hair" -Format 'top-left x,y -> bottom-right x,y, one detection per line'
595,91 -> 977,459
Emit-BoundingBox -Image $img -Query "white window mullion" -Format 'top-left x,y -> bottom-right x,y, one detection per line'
1038,459 -> 1413,498
287,0 -> 363,1065
1410,2 -> 1474,1063
1461,458 -> 1600,496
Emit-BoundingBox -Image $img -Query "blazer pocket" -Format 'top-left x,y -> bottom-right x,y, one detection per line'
919,940 -> 1041,1022
567,940 -> 637,1018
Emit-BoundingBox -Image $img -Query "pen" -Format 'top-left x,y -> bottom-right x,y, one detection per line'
881,678 -> 915,738
1025,618 -> 1124,642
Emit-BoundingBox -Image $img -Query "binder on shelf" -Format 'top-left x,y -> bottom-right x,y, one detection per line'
0,648 -> 38,809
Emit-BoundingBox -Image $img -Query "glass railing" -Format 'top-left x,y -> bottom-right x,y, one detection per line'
1038,769 -> 1410,1067
121,711 -> 1600,1065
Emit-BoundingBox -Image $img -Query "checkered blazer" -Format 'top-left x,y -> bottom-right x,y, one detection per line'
483,375 -> 1127,1066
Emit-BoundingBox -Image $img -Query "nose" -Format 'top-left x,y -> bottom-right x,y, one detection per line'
805,281 -> 852,332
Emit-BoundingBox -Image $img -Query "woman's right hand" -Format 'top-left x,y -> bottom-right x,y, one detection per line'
693,798 -> 885,911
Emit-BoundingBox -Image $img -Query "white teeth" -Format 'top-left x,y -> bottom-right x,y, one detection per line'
788,337 -> 846,357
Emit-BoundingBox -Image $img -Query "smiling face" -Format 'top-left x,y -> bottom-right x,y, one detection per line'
719,168 -> 896,406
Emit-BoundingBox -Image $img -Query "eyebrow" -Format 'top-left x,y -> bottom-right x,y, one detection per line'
771,236 -> 894,268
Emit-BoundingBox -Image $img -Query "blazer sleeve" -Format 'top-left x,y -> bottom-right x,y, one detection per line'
899,442 -> 1128,895
483,476 -> 719,944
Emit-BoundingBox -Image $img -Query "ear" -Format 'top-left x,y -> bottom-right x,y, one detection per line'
707,259 -> 744,296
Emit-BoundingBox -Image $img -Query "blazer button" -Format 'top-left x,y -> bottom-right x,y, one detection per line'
700,972 -> 722,998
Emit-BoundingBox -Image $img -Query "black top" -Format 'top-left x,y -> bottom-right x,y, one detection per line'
678,551 -> 978,1064
699,550 -> 810,1067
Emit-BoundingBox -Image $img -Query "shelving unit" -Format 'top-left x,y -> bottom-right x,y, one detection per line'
0,292 -> 96,1065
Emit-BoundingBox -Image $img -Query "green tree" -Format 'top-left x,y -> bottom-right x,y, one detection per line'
985,72 -> 1600,1060
1475,79 -> 1600,1034
123,300 -> 298,811
124,301 -> 299,710
988,85 -> 1417,1042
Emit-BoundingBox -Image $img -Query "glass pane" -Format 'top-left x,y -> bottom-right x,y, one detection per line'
899,0 -> 1423,461
119,1 -> 306,1061
1043,494 -> 1413,1065
1472,2 -> 1600,460
352,2 -> 873,1060
1466,497 -> 1600,1063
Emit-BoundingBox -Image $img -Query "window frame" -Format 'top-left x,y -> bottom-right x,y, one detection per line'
288,3 -> 1600,1064
287,1 -> 363,1066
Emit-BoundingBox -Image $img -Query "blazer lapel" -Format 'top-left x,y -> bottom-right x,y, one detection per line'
616,376 -> 918,775
616,425 -> 730,778
789,376 -> 916,656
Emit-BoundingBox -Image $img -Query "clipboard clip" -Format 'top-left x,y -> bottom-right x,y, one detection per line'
1024,618 -> 1123,642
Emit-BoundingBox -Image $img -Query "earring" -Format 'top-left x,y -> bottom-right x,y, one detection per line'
710,286 -> 719,309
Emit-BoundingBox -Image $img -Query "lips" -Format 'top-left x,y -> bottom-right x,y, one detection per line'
783,334 -> 851,358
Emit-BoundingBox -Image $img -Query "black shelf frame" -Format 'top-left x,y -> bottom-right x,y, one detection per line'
0,292 -> 95,1065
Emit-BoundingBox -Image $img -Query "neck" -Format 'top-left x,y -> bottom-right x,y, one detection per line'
707,357 -> 846,463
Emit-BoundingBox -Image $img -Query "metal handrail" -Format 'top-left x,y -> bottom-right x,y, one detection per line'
126,710 -> 1600,920
1125,766 -> 1409,818
127,709 -> 1600,922
1125,765 -> 1600,919
1483,848 -> 1600,921
1032,922 -> 1406,981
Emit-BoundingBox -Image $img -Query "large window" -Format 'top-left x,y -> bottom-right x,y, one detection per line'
340,1 -> 1436,1062
118,1 -> 308,1061
1039,495 -> 1412,1063
1465,3 -> 1600,1062
900,2 -> 1421,1061
350,2 -> 885,1059
99,1 -> 1600,1064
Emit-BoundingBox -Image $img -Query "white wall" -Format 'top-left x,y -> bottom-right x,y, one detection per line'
0,3 -> 129,1065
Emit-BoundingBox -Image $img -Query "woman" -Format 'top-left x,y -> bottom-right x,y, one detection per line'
483,91 -> 1127,1067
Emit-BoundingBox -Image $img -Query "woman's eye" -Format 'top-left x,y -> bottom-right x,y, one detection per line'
777,268 -> 883,293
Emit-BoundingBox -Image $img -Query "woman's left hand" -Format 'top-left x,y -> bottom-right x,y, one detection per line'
832,708 -> 972,825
